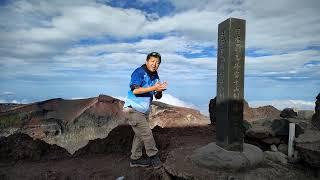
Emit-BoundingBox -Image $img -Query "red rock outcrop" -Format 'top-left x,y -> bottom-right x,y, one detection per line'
0,94 -> 209,153
243,101 -> 281,122
150,101 -> 209,128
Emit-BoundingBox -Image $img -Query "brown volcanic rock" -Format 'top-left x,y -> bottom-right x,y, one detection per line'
93,95 -> 125,117
0,125 -> 216,180
41,95 -> 128,153
0,95 -> 127,153
280,108 -> 298,118
0,125 -> 318,180
0,103 -> 25,113
209,98 -> 280,123
295,130 -> 320,168
164,144 -> 317,180
73,125 -> 134,157
0,94 -> 209,154
0,133 -> 70,162
74,124 -> 216,160
149,101 -> 209,128
243,101 -> 281,122
0,97 -> 99,130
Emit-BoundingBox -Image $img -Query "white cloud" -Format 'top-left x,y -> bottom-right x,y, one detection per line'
70,96 -> 92,100
154,93 -> 197,109
66,36 -> 212,56
0,0 -> 148,58
249,99 -> 315,111
114,93 -> 197,109
11,100 -> 20,104
1,0 -> 320,60
0,99 -> 29,104
167,0 -> 320,52
141,10 -> 222,41
115,94 -> 197,109
1,50 -> 217,82
1,0 -> 319,66
0,0 -> 319,113
0,92 -> 15,96
3,46 -> 318,90
246,50 -> 320,80
113,96 -> 126,101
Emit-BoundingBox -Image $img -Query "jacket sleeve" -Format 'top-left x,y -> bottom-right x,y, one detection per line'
130,69 -> 143,91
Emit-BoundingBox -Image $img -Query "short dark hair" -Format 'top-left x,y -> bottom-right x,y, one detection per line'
146,52 -> 161,64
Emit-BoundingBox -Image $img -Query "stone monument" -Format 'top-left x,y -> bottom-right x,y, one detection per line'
216,18 -> 245,151
191,18 -> 263,170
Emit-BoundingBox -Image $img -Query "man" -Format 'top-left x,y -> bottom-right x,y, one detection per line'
123,52 -> 167,168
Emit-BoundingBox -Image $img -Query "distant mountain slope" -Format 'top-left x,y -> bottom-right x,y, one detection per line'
244,101 -> 281,122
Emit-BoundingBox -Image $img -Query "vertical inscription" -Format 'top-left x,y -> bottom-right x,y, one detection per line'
217,30 -> 226,99
232,28 -> 242,142
233,28 -> 241,99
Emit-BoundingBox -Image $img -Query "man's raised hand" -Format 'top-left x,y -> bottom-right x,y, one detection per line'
154,82 -> 167,92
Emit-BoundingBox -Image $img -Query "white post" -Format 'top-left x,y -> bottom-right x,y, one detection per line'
288,123 -> 295,158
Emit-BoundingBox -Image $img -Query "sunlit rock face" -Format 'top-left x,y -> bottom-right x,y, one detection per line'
149,101 -> 209,128
0,95 -> 209,154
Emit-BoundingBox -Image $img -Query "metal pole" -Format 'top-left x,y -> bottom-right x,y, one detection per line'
288,123 -> 295,158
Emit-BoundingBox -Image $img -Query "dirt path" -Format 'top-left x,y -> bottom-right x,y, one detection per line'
1,153 -> 166,180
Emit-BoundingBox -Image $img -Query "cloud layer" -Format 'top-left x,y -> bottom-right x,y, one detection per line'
250,99 -> 315,111
0,0 -> 319,114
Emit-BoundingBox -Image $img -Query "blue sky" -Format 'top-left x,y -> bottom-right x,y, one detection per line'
0,0 -> 319,114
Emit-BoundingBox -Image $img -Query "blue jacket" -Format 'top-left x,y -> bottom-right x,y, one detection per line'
124,65 -> 160,113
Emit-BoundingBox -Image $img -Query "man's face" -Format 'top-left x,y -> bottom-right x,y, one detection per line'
146,56 -> 160,72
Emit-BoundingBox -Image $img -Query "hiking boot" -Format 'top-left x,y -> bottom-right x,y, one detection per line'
130,158 -> 150,167
149,155 -> 162,168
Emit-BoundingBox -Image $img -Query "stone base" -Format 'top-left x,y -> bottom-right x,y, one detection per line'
191,143 -> 263,170
163,144 -> 318,179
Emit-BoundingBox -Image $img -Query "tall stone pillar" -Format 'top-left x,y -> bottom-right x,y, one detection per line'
216,18 -> 246,151
190,18 -> 263,172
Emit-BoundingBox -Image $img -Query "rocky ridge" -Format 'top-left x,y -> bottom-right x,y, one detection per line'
0,94 -> 209,154
1,95 -> 319,179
